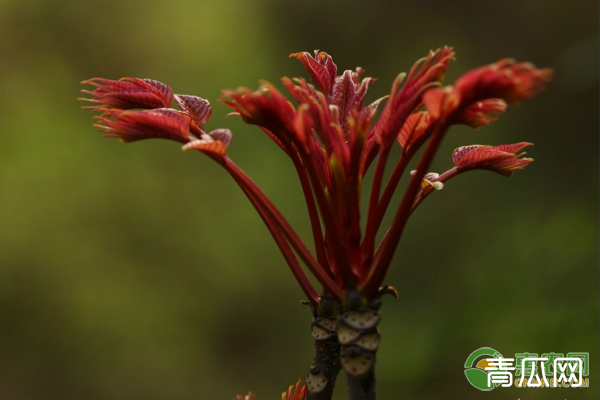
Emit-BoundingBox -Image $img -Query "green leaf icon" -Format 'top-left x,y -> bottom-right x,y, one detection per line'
465,368 -> 494,391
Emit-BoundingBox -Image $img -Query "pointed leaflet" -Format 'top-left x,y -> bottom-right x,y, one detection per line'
140,79 -> 175,107
281,76 -> 314,106
353,75 -> 376,111
452,142 -> 533,176
311,138 -> 332,190
332,70 -> 357,121
359,96 -> 386,124
93,108 -> 192,143
304,89 -> 339,156
290,51 -> 337,95
282,76 -> 338,155
397,112 -> 433,149
175,94 -> 212,126
359,95 -> 390,174
327,102 -> 351,165
80,77 -> 174,110
322,52 -> 338,90
373,47 -> 455,149
347,109 -> 368,178
292,104 -> 313,151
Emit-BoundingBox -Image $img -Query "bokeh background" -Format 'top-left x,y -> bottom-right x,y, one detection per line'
0,1 -> 598,399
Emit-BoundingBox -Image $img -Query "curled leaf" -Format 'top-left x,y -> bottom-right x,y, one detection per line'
411,170 -> 444,190
175,94 -> 212,127
208,128 -> 233,147
182,138 -> 228,157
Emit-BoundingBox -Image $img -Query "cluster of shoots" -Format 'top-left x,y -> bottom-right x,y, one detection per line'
80,47 -> 551,398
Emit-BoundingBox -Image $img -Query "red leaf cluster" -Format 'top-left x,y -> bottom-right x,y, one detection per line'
81,79 -> 231,158
80,48 -> 551,304
423,59 -> 552,121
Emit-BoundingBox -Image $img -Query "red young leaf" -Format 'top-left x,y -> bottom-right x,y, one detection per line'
397,112 -> 433,149
292,104 -> 314,150
290,51 -> 337,95
359,94 -> 387,173
332,70 -> 357,121
140,79 -> 175,106
80,50 -> 548,304
353,75 -> 376,111
181,128 -> 232,157
182,139 -> 228,157
454,59 -> 553,104
373,47 -> 455,149
311,138 -> 332,189
282,76 -> 338,154
221,84 -> 296,137
94,108 -> 191,143
80,77 -> 174,110
208,128 -> 233,147
175,94 -> 212,127
424,59 -> 552,121
456,98 -> 507,128
452,142 -> 533,176
421,86 -> 454,120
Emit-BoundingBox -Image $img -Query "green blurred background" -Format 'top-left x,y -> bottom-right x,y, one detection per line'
0,0 -> 598,399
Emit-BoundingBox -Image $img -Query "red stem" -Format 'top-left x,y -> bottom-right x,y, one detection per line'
303,149 -> 355,286
235,174 -> 321,305
347,127 -> 366,279
375,152 -> 410,228
360,122 -> 449,296
289,149 -> 331,276
221,156 -> 344,300
361,148 -> 390,266
374,128 -> 434,234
